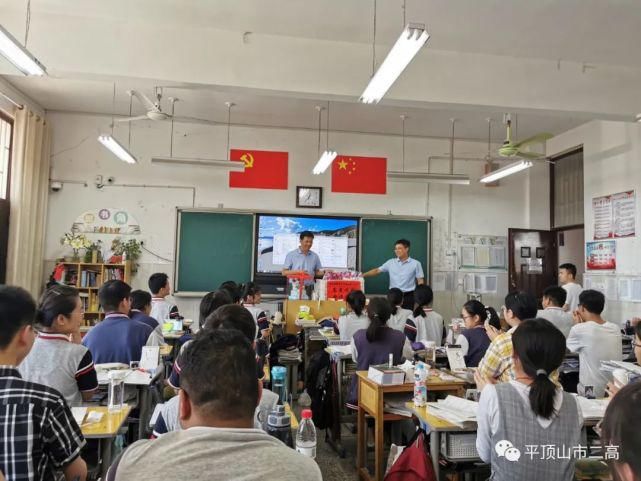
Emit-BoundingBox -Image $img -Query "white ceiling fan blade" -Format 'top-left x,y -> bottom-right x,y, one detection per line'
172,115 -> 217,125
115,115 -> 150,123
128,89 -> 157,111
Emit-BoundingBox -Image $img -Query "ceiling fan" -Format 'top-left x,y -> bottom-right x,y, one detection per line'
116,87 -> 210,124
498,113 -> 552,159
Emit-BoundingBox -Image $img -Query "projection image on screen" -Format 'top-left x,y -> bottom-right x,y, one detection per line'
256,214 -> 359,274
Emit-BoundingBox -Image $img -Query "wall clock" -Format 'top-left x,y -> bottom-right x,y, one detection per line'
296,186 -> 322,208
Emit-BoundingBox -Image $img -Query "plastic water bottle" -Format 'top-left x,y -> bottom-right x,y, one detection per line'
108,370 -> 126,412
296,409 -> 317,459
413,363 -> 427,407
271,366 -> 288,404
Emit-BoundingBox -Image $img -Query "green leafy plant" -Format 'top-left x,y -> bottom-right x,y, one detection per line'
60,232 -> 92,260
111,238 -> 142,272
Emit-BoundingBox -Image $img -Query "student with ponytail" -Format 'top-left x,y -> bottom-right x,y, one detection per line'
241,282 -> 270,340
476,318 -> 582,481
404,284 -> 444,346
386,288 -> 412,332
347,297 -> 412,406
19,284 -> 98,406
448,300 -> 500,367
336,290 -> 370,341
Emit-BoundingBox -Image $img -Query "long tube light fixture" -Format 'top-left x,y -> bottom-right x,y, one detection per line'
387,171 -> 470,185
360,23 -> 429,104
312,150 -> 338,175
151,156 -> 245,171
0,24 -> 46,76
97,135 -> 137,164
479,159 -> 533,184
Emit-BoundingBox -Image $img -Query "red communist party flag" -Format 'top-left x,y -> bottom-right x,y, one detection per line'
331,155 -> 387,194
229,149 -> 288,190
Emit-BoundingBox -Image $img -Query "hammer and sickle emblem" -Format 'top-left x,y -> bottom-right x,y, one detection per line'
240,153 -> 254,168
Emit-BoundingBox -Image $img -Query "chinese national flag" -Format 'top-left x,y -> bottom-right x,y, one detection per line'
331,155 -> 387,194
229,149 -> 288,190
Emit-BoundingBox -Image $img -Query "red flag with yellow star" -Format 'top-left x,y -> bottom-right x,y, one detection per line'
331,155 -> 387,194
229,149 -> 288,189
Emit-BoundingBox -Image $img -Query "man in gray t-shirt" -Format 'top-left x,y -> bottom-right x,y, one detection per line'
107,329 -> 321,481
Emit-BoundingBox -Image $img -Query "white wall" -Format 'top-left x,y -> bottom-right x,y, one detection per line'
548,120 -> 641,324
44,111 -> 550,320
558,228 -> 585,285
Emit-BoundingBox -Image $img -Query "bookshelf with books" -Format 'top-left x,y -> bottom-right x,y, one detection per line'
58,262 -> 131,327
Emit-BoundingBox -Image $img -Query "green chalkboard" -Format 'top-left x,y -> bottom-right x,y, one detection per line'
175,211 -> 254,293
361,218 -> 430,295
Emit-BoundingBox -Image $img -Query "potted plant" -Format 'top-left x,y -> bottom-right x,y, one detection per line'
83,240 -> 104,263
111,238 -> 142,272
60,232 -> 92,262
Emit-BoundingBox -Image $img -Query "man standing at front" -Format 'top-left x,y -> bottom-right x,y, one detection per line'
363,239 -> 425,309
282,231 -> 324,299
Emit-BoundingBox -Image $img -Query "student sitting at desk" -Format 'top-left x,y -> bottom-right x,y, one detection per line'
476,318 -> 582,481
601,382 -> 641,481
129,289 -> 163,339
447,300 -> 499,367
241,281 -> 271,341
220,280 -> 242,304
108,329 -> 322,481
82,280 -> 162,364
19,284 -> 99,406
606,320 -> 641,398
346,298 -> 412,408
386,288 -> 413,332
404,284 -> 444,346
536,285 -> 573,338
149,273 -> 180,323
567,289 -> 622,398
0,286 -> 88,481
336,290 -> 370,341
477,291 -> 538,382
177,289 -> 233,347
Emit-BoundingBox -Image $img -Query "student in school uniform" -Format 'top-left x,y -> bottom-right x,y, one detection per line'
477,291 -> 538,383
566,289 -> 622,398
404,284 -> 444,346
154,305 -> 274,437
476,318 -> 583,481
559,263 -> 583,312
346,298 -> 412,408
601,382 -> 641,481
177,289 -> 234,346
241,282 -> 271,341
447,300 -> 499,368
386,288 -> 413,332
149,273 -> 180,323
82,280 -> 162,364
219,280 -> 242,304
107,329 -> 322,481
129,289 -> 164,338
0,286 -> 88,481
19,285 -> 99,406
536,285 -> 574,337
336,290 -> 370,341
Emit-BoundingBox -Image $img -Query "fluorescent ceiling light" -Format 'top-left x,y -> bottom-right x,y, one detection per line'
479,159 -> 533,183
387,171 -> 470,185
312,150 -> 338,175
360,23 -> 429,104
98,135 -> 137,164
0,24 -> 46,76
151,156 -> 245,171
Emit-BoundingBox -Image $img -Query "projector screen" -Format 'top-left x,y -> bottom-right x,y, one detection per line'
255,214 -> 359,274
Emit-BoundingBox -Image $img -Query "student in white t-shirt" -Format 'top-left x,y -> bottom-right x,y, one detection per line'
404,285 -> 444,346
536,286 -> 574,338
559,263 -> 583,312
386,288 -> 412,332
566,289 -> 622,397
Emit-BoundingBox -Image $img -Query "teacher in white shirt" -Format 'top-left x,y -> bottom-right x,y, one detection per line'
362,239 -> 424,310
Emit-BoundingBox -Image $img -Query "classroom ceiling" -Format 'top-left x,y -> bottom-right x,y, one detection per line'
1,0 -> 640,138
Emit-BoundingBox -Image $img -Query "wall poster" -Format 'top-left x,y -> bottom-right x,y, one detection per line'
586,240 -> 616,271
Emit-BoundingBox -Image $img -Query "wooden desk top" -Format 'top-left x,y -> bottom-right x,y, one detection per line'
163,331 -> 185,340
160,345 -> 173,357
356,370 -> 467,391
405,402 -> 476,432
81,405 -> 132,439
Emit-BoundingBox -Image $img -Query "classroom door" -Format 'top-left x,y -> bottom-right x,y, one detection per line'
508,228 -> 557,300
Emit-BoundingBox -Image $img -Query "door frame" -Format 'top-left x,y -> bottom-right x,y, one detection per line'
507,228 -> 558,296
0,110 -> 13,283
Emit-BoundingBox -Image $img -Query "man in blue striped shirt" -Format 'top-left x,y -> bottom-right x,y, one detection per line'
0,286 -> 87,481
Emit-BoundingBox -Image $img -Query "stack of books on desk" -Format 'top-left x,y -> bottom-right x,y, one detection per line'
573,395 -> 609,421
367,365 -> 406,385
427,395 -> 478,428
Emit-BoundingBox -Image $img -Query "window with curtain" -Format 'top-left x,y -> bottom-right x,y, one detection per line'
0,113 -> 11,199
552,148 -> 584,228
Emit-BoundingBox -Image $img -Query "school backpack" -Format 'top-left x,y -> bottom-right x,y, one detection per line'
384,428 -> 436,481
304,349 -> 333,430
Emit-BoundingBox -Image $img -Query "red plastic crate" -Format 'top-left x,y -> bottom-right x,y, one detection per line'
326,280 -> 362,301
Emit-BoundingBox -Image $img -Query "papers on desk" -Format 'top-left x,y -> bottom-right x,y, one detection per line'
574,395 -> 609,420
96,367 -> 153,385
71,407 -> 87,425
427,396 -> 478,428
326,344 -> 352,357
601,360 -> 641,376
384,395 -> 414,418
446,346 -> 466,372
